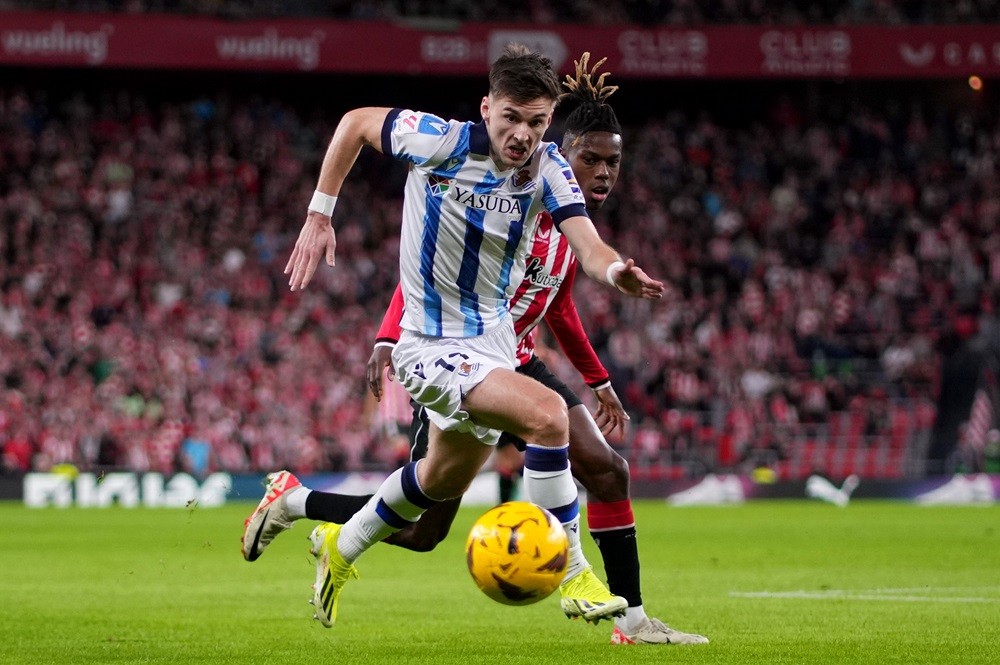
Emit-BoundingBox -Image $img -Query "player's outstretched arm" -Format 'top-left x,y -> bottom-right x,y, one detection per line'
606,257 -> 663,299
558,215 -> 664,299
286,107 -> 392,291
541,268 -> 628,436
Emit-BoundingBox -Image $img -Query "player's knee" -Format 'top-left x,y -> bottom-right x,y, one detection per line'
580,450 -> 630,502
522,393 -> 568,445
611,451 -> 630,492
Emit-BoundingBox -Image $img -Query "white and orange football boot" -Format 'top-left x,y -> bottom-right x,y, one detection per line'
241,470 -> 304,561
610,617 -> 709,645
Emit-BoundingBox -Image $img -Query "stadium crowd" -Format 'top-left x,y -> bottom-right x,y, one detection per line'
0,79 -> 996,479
3,0 -> 998,25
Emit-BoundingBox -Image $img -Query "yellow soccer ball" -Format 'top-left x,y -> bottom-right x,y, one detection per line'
465,501 -> 569,606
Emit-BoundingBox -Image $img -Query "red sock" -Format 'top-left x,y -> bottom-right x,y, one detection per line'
587,499 -> 641,607
587,499 -> 635,532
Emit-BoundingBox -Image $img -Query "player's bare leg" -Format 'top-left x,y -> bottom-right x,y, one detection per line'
383,497 -> 462,551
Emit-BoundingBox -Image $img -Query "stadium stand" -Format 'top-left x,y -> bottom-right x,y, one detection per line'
3,74 -> 995,481
4,0 -> 999,24
1,2 -> 998,481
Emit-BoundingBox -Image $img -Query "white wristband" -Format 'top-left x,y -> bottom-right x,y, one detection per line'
605,260 -> 625,286
308,190 -> 338,216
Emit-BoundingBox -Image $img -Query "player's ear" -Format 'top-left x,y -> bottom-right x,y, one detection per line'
480,95 -> 490,121
559,132 -> 575,157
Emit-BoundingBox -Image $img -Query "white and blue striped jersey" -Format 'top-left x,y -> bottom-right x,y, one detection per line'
381,108 -> 588,338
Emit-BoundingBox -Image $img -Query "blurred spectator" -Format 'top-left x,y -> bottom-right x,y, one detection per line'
2,75 -> 995,480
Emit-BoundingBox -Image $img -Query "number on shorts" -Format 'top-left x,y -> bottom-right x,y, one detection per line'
434,352 -> 470,373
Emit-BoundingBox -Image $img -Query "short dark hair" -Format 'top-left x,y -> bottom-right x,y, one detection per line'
560,52 -> 622,144
488,43 -> 561,104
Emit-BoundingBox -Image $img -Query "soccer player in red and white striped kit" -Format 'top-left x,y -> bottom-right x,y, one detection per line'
243,53 -> 708,646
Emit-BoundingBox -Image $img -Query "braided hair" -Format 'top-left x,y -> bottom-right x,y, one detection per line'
560,52 -> 622,146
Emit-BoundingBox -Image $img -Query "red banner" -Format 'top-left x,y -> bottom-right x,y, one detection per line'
1,12 -> 998,78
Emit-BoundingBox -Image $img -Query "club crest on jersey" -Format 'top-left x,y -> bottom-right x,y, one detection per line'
457,361 -> 480,377
453,186 -> 522,214
429,175 -> 453,197
512,169 -> 535,190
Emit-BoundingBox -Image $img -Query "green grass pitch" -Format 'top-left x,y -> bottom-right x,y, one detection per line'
1,499 -> 998,664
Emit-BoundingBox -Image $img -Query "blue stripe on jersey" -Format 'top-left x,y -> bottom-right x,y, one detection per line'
494,194 -> 532,319
381,108 -> 403,156
546,142 -> 574,170
418,193 -> 444,336
541,143 -> 588,228
439,124 -> 470,174
459,209 -> 486,336
418,114 -> 449,136
540,177 -> 561,216
418,126 -> 470,335
456,171 -> 503,336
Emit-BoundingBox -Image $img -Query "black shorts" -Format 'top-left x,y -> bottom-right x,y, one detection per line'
407,355 -> 583,459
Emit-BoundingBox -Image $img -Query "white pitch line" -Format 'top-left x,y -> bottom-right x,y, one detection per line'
729,590 -> 1000,603
859,586 -> 1000,594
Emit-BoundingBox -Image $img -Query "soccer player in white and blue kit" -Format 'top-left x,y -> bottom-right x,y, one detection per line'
283,43 -> 664,628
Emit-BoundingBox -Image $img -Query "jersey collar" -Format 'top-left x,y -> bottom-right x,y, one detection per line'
469,121 -> 490,156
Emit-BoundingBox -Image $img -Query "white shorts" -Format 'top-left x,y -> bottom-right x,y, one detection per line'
392,321 -> 517,446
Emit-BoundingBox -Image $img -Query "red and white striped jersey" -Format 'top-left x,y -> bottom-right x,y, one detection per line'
963,388 -> 993,450
377,374 -> 416,427
668,370 -> 701,406
510,210 -> 572,358
375,211 -> 610,388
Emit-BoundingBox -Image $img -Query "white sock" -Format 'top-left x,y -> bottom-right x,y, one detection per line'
336,495 -> 387,562
616,605 -> 648,632
337,461 -> 434,562
285,487 -> 309,520
562,517 -> 588,582
522,444 -> 590,582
